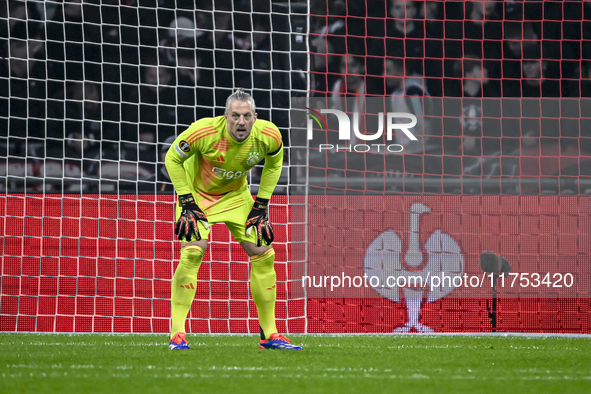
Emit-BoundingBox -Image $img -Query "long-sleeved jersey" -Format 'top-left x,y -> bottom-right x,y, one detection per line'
165,115 -> 283,213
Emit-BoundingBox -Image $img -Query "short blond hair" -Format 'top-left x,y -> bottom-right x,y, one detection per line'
225,88 -> 256,114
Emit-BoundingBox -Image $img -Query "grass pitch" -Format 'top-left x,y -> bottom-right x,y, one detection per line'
1,334 -> 590,394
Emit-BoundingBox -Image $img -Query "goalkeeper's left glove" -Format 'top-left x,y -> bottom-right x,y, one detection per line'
174,193 -> 209,242
245,197 -> 274,247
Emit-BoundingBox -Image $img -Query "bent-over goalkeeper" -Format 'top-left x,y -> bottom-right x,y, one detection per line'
164,89 -> 302,350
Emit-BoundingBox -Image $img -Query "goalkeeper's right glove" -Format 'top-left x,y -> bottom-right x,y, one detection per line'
174,193 -> 209,242
245,197 -> 274,247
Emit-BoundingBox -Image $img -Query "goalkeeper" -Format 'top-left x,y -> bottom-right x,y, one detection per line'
165,89 -> 302,351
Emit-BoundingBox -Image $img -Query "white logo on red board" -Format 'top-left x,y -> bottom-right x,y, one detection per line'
364,202 -> 464,333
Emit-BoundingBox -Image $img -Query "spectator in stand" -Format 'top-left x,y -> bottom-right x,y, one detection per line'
209,3 -> 236,96
442,102 -> 504,180
420,1 -> 444,96
504,46 -> 561,97
385,0 -> 424,63
463,1 -> 502,78
464,1 -> 502,39
159,15 -> 217,118
4,21 -> 48,158
212,7 -> 233,50
121,61 -> 177,163
100,3 -> 123,64
173,38 -> 199,87
366,0 -> 424,82
63,81 -> 102,154
446,55 -> 500,98
421,0 -> 443,21
174,42 -> 215,124
442,56 -> 505,177
344,1 -> 368,57
161,15 -> 209,65
310,0 -> 347,96
236,14 -> 275,121
64,83 -> 102,175
45,0 -> 101,81
330,55 -> 366,107
502,21 -> 540,81
578,61 -> 591,97
60,81 -> 103,175
438,1 -> 464,59
329,55 -> 366,153
2,1 -> 42,37
383,57 -> 434,155
140,135 -> 176,193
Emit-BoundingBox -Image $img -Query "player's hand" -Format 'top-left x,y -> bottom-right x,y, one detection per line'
175,193 -> 209,242
245,197 -> 274,247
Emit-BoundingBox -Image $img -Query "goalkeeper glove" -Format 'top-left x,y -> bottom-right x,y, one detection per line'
174,193 -> 209,242
245,197 -> 274,247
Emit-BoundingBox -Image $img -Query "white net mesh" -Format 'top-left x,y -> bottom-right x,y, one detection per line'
0,0 -> 308,333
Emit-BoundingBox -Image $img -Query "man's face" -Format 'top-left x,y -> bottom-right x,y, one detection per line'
225,100 -> 257,142
341,56 -> 364,89
9,39 -> 30,77
471,0 -> 497,16
145,66 -> 171,91
341,56 -> 363,75
483,1 -> 497,15
507,39 -> 521,56
523,60 -> 542,79
391,0 -> 416,19
384,59 -> 403,90
466,65 -> 488,82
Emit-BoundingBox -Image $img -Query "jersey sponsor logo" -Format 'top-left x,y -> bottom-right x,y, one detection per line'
246,152 -> 261,166
179,140 -> 191,152
212,166 -> 246,180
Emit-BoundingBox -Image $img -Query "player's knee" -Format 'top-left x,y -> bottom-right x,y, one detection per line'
180,245 -> 206,268
242,241 -> 272,258
251,248 -> 275,268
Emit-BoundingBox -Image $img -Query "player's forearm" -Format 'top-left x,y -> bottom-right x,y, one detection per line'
165,151 -> 194,195
257,148 -> 283,199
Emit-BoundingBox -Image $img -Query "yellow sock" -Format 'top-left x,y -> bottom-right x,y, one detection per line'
250,248 -> 278,339
170,245 -> 204,338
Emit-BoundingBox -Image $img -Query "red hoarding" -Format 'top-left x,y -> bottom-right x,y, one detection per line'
1,194 -> 589,333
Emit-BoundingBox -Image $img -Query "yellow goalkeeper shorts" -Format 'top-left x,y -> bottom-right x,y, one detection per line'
175,189 -> 258,244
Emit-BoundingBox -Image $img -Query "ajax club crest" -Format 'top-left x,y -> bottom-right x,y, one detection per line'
363,203 -> 464,333
246,152 -> 261,167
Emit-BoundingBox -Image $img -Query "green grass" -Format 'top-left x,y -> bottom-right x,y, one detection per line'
1,334 -> 590,394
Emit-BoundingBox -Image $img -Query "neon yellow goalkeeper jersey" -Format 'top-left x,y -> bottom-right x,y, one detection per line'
165,115 -> 283,212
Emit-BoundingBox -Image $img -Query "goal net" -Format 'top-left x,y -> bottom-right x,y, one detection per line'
2,0 -> 591,335
302,0 -> 591,333
0,0 -> 308,333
